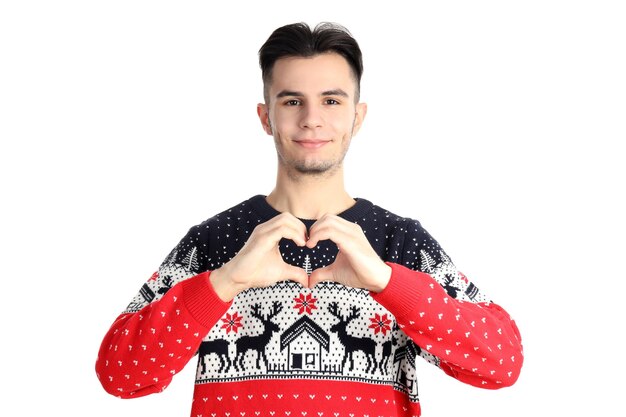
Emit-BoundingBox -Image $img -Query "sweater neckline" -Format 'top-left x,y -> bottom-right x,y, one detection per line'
248,194 -> 373,227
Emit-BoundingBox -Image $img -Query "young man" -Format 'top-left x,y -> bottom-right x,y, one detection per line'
96,22 -> 523,417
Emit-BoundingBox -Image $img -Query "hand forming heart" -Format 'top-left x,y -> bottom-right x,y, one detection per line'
209,212 -> 391,302
305,213 -> 391,292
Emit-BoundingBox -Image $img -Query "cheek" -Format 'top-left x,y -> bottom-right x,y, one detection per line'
330,118 -> 356,136
272,114 -> 297,134
329,109 -> 356,130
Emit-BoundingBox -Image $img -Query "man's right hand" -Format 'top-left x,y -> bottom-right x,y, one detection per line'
209,213 -> 309,301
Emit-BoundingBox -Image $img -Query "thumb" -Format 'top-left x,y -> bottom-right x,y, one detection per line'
281,263 -> 309,287
308,265 -> 334,288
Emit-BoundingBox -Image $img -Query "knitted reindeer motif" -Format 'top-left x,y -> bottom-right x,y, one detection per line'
442,272 -> 461,298
379,323 -> 399,374
198,339 -> 232,374
327,302 -> 377,374
156,275 -> 174,295
234,301 -> 283,371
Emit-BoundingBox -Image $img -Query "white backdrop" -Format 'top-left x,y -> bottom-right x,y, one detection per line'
1,1 -> 624,416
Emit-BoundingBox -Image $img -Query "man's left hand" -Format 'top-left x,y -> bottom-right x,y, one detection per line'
305,214 -> 392,292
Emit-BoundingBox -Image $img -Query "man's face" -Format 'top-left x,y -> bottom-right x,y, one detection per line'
258,53 -> 367,178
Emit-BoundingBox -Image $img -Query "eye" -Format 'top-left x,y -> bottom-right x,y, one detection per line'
325,98 -> 340,105
285,99 -> 301,106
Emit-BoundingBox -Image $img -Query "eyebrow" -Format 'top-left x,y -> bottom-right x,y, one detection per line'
275,89 -> 350,99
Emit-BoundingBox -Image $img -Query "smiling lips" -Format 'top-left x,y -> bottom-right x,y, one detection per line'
295,140 -> 330,149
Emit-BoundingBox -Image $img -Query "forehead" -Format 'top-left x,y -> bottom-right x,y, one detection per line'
269,53 -> 356,96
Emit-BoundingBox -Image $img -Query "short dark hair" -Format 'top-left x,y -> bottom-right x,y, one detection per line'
258,22 -> 363,103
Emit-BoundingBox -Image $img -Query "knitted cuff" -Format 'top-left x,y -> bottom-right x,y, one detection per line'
182,271 -> 232,328
370,262 -> 433,319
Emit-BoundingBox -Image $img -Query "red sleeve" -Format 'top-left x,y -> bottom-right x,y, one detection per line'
95,271 -> 231,398
371,262 -> 523,389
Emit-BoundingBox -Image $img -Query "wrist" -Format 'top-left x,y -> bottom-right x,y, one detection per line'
209,264 -> 242,302
369,262 -> 392,293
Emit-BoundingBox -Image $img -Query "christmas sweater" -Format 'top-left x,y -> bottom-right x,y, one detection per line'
96,195 -> 523,417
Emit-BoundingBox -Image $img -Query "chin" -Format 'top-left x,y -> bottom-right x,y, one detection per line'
295,167 -> 331,175
293,160 -> 340,176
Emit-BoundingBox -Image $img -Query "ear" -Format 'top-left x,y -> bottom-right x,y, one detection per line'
257,103 -> 273,136
351,102 -> 368,136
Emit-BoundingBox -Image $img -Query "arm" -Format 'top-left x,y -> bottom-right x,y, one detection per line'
95,224 -> 232,398
95,270 -> 231,398
371,262 -> 523,388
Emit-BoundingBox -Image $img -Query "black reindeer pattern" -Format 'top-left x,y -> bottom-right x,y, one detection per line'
199,339 -> 232,373
379,323 -> 400,374
234,301 -> 283,371
442,273 -> 461,298
327,302 -> 377,374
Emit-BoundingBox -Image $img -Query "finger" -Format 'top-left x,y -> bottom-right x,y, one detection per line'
305,214 -> 336,247
308,265 -> 334,288
275,212 -> 309,243
262,213 -> 308,246
281,263 -> 309,287
276,224 -> 308,247
307,216 -> 355,248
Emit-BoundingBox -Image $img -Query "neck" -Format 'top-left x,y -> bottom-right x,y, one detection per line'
266,164 -> 355,220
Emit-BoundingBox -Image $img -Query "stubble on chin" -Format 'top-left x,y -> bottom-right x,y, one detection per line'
294,159 -> 335,175
284,159 -> 341,181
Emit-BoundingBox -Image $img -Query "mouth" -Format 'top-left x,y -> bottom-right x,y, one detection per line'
294,139 -> 331,149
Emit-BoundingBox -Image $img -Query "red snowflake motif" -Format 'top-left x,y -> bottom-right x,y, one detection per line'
220,312 -> 243,334
293,293 -> 318,315
369,313 -> 392,335
148,271 -> 159,281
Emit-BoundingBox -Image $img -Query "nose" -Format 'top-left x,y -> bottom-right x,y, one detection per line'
300,104 -> 324,129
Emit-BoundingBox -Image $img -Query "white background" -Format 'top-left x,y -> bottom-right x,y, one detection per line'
1,1 -> 624,416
